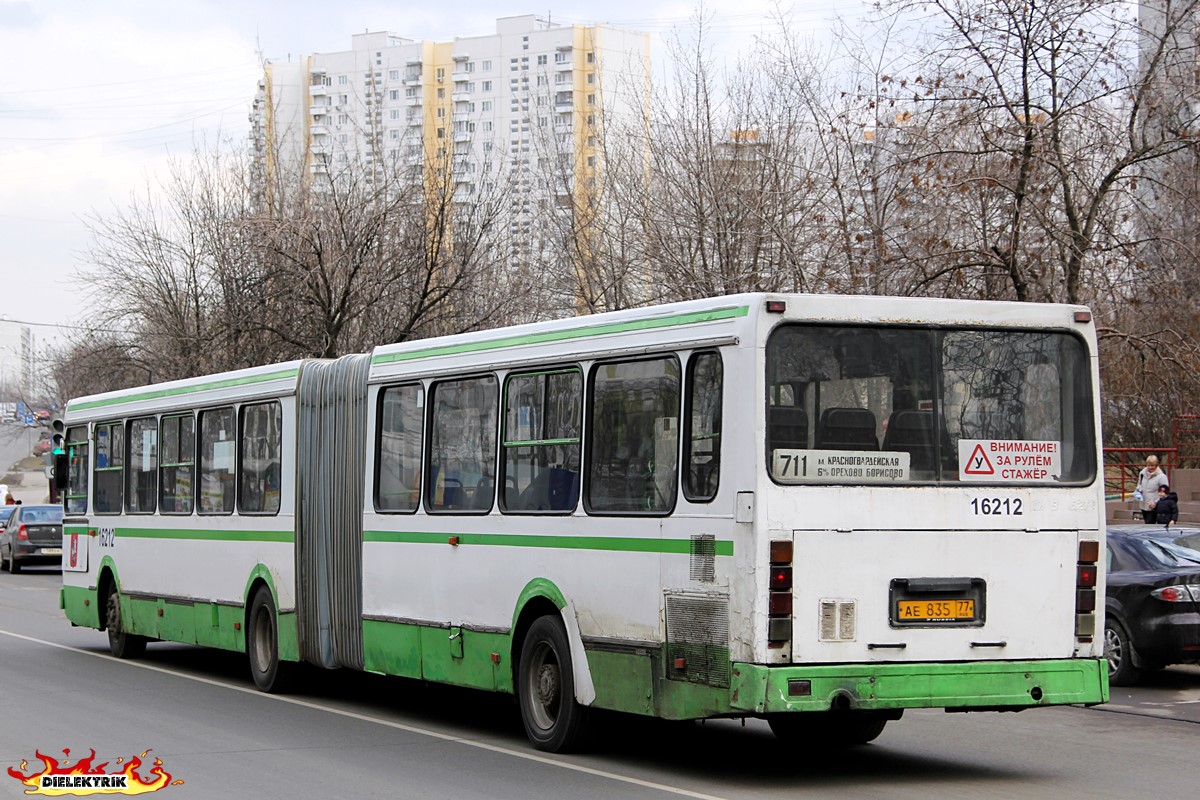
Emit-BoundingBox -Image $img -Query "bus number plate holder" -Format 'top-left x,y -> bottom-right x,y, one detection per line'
889,577 -> 986,628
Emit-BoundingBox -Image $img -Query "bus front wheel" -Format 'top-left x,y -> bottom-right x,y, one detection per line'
518,616 -> 588,752
105,582 -> 146,659
247,586 -> 291,693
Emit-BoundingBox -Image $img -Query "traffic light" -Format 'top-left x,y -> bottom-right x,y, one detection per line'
51,417 -> 66,456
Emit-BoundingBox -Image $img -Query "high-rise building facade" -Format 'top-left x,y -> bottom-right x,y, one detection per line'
251,15 -> 650,260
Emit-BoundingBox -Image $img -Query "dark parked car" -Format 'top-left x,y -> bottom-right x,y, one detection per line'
0,504 -> 64,574
1104,525 -> 1200,685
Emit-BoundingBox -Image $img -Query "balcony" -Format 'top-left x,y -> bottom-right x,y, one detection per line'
403,74 -> 423,86
555,101 -> 574,113
453,131 -> 470,142
309,84 -> 329,97
452,92 -> 470,103
311,141 -> 331,155
311,123 -> 329,136
309,103 -> 328,115
311,162 -> 329,175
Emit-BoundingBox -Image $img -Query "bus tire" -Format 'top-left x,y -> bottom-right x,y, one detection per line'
768,712 -> 889,746
518,616 -> 588,753
105,582 -> 146,659
1104,618 -> 1142,686
247,586 -> 292,693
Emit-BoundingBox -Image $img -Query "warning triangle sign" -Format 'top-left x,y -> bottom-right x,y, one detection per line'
963,444 -> 994,475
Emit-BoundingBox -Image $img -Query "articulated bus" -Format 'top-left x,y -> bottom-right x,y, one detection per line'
59,293 -> 1107,751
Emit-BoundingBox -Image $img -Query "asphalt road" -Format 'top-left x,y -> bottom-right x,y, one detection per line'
1,567 -> 1198,799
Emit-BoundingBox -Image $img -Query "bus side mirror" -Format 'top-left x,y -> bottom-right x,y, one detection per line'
53,452 -> 69,492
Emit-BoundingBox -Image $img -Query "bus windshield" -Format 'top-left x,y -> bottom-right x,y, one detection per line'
766,325 -> 1096,485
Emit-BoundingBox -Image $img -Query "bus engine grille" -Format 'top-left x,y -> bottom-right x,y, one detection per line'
665,594 -> 730,687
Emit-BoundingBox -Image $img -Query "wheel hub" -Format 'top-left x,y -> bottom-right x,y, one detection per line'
536,663 -> 559,705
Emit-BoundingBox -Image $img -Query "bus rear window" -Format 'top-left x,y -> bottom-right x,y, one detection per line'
765,325 -> 1095,485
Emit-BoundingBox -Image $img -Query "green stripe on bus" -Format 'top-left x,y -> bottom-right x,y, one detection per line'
371,305 -> 749,366
70,368 -> 301,411
363,530 -> 733,556
114,528 -> 295,543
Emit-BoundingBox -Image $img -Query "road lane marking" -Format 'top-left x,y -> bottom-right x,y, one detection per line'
0,628 -> 727,800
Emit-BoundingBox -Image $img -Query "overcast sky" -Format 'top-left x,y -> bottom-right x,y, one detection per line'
0,0 -> 858,345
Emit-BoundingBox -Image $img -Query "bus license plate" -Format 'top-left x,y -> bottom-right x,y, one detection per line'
896,599 -> 975,621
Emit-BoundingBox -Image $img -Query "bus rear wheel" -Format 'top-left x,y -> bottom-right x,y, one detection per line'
248,586 -> 292,693
105,582 -> 146,659
518,616 -> 588,752
768,712 -> 889,746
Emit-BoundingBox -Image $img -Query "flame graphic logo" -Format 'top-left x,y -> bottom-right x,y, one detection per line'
7,749 -> 183,796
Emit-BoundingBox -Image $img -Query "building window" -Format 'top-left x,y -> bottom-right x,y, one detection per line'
390,109 -> 400,120
437,107 -> 445,118
436,67 -> 445,80
555,52 -> 568,64
338,75 -> 348,85
537,54 -> 547,65
482,60 -> 492,71
482,100 -> 492,111
587,73 -> 595,84
437,87 -> 445,98
587,52 -> 595,63
389,89 -> 400,100
389,69 -> 399,80
537,75 -> 547,86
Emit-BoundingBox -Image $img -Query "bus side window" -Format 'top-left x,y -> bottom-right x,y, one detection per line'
93,422 -> 124,515
501,368 -> 581,514
239,401 -> 282,515
65,424 -> 90,515
586,356 -> 680,514
426,376 -> 497,514
376,384 -> 423,512
198,407 -> 236,515
684,351 -> 722,502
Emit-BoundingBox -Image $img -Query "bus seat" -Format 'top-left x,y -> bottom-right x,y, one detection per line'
882,410 -> 936,471
816,407 -> 878,450
769,406 -> 808,450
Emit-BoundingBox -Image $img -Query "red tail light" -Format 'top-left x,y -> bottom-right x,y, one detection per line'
1077,565 -> 1097,588
770,566 -> 793,591
1151,586 -> 1200,603
17,524 -> 28,541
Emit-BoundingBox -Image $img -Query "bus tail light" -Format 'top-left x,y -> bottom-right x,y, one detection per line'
1075,539 -> 1099,642
768,540 -> 793,646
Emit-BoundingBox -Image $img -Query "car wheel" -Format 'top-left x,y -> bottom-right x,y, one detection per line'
1105,619 -> 1142,686
518,616 -> 588,753
105,582 -> 146,659
8,550 -> 20,575
247,586 -> 292,693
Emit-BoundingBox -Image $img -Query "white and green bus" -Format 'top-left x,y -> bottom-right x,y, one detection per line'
59,293 -> 1107,751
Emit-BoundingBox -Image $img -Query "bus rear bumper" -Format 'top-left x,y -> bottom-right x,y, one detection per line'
730,658 -> 1109,714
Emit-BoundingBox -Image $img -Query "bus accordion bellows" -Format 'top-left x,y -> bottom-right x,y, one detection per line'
58,292 -> 1108,752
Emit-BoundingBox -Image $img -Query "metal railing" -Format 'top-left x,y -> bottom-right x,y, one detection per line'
1103,447 -> 1176,500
